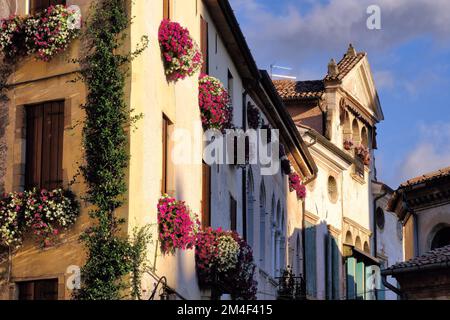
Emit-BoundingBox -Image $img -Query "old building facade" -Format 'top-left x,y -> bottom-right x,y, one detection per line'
384,167 -> 450,299
274,45 -> 386,300
0,0 -> 317,300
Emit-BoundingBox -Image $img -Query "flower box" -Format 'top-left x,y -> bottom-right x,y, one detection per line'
289,172 -> 307,200
157,195 -> 200,255
158,19 -> 203,81
199,74 -> 233,132
195,228 -> 257,300
0,188 -> 79,249
0,5 -> 81,61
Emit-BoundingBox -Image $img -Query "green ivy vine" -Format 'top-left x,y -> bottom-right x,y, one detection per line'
73,0 -> 148,300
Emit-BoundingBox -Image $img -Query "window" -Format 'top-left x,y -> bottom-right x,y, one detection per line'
18,279 -> 58,300
30,0 -> 66,14
163,0 -> 170,20
201,162 -> 211,228
200,15 -> 208,74
327,176 -> 338,203
376,207 -> 385,230
25,101 -> 64,191
161,115 -> 172,194
227,70 -> 234,106
305,221 -> 317,297
431,227 -> 450,250
230,194 -> 237,231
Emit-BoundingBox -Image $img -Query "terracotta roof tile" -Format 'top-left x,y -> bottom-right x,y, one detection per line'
384,245 -> 450,274
325,52 -> 366,81
400,166 -> 450,187
272,80 -> 324,101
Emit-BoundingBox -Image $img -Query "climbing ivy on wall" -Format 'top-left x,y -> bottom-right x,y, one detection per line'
73,0 -> 148,300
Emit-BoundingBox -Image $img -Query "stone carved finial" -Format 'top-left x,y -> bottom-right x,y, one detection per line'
328,58 -> 339,78
347,43 -> 357,57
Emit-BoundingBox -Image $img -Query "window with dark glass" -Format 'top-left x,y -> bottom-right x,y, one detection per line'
30,0 -> 66,14
200,15 -> 208,74
18,279 -> 58,300
25,101 -> 64,191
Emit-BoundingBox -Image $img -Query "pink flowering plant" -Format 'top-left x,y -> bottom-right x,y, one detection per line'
195,228 -> 257,300
355,145 -> 371,165
23,189 -> 79,248
23,5 -> 81,62
289,172 -> 307,200
157,194 -> 200,255
0,15 -> 27,58
0,5 -> 81,61
0,189 -> 79,249
343,138 -> 354,151
158,19 -> 203,81
198,74 -> 233,132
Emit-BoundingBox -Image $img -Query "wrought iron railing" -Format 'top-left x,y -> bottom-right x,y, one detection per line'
276,267 -> 307,300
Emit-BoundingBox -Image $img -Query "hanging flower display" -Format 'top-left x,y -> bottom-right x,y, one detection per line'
247,104 -> 261,130
355,145 -> 371,165
289,172 -> 307,200
198,74 -> 233,132
157,195 -> 200,255
23,189 -> 79,248
343,138 -> 354,151
158,19 -> 203,81
0,15 -> 27,58
0,189 -> 79,249
0,5 -> 81,61
0,192 -> 26,248
195,228 -> 257,300
23,5 -> 82,62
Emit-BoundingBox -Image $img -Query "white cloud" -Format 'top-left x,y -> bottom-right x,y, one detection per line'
395,122 -> 450,184
230,0 -> 450,76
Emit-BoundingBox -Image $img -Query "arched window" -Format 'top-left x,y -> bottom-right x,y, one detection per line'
431,227 -> 450,250
274,200 -> 281,277
352,119 -> 360,145
246,168 -> 255,248
363,242 -> 370,254
279,210 -> 286,274
355,236 -> 362,250
345,231 -> 353,245
361,127 -> 369,148
259,180 -> 266,269
270,195 -> 276,276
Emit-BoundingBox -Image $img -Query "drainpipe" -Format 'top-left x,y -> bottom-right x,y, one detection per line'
242,90 -> 248,239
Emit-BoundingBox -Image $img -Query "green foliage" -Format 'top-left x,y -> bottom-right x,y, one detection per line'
130,225 -> 153,300
74,0 -> 148,300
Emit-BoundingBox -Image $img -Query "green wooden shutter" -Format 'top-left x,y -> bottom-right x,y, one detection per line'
346,257 -> 356,299
356,261 -> 365,300
331,237 -> 340,299
305,222 -> 316,297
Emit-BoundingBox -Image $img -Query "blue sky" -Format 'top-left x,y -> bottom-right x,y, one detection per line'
230,0 -> 450,188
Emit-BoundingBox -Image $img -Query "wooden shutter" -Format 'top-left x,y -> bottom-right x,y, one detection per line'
200,16 -> 209,74
305,222 -> 317,297
30,0 -> 66,14
163,0 -> 170,20
26,101 -> 64,190
230,194 -> 237,231
346,257 -> 356,300
331,237 -> 340,299
18,279 -> 58,300
201,162 -> 211,228
356,261 -> 365,300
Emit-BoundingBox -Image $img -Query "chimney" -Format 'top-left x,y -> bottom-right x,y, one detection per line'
328,59 -> 339,78
347,43 -> 357,57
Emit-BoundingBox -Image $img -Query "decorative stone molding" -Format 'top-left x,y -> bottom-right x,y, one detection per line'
304,210 -> 320,225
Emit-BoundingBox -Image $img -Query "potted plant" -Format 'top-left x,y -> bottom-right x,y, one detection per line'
343,138 -> 354,151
